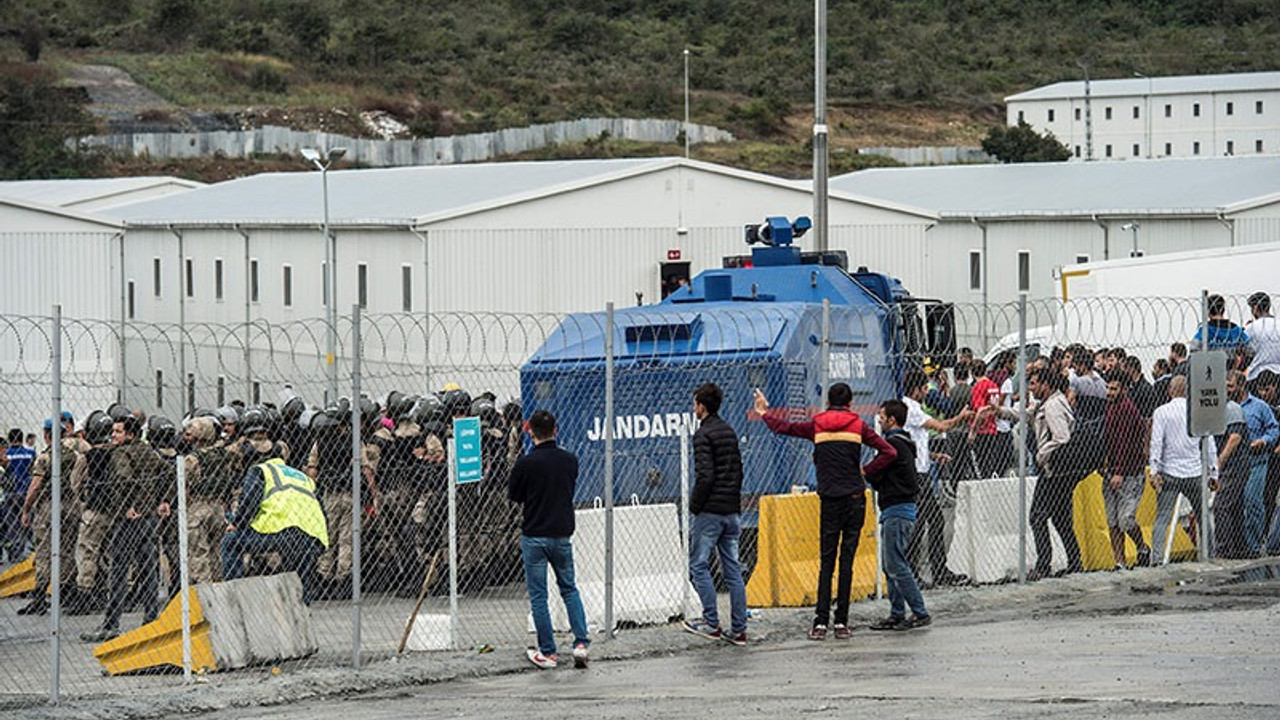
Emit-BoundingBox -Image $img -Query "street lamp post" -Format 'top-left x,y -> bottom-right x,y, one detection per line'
1134,72 -> 1153,158
683,48 -> 690,159
301,146 -> 347,403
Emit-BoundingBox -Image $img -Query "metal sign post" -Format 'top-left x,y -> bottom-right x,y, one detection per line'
1187,348 -> 1226,561
448,416 -> 482,650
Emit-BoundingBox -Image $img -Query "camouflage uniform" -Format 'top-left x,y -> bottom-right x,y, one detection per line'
308,430 -> 374,585
27,439 -> 84,597
76,442 -> 115,595
184,421 -> 235,584
370,422 -> 421,593
100,438 -> 176,632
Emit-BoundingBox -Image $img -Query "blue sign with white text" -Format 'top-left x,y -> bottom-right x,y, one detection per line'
453,416 -> 483,484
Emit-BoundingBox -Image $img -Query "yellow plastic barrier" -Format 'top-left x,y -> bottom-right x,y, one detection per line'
93,588 -> 217,675
1073,471 -> 1197,568
0,554 -> 35,598
92,573 -> 318,675
746,490 -> 878,608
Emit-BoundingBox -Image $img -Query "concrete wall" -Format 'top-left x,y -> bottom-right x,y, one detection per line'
81,119 -> 735,167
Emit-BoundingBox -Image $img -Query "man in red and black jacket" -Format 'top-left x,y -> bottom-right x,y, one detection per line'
754,383 -> 896,640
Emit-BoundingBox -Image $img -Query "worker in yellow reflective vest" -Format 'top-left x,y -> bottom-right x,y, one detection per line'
221,457 -> 329,604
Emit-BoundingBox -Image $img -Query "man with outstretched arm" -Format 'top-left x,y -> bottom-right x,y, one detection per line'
755,382 -> 896,640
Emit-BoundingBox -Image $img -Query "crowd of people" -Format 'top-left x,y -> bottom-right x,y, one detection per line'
911,290 -> 1280,579
0,385 -> 526,642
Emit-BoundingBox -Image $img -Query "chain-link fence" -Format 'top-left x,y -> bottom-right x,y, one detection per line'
3,292 -> 1279,704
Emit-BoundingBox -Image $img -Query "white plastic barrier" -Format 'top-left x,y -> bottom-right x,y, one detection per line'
533,502 -> 686,633
949,475 -> 1068,583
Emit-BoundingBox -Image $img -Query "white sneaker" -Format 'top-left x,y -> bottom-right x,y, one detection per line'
526,648 -> 557,669
572,642 -> 589,669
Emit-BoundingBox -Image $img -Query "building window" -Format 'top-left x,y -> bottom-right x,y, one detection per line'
215,258 -> 224,301
283,265 -> 293,307
1105,144 -> 1113,157
1256,100 -> 1264,114
155,369 -> 164,409
1257,139 -> 1264,153
321,262 -> 328,306
1074,107 -> 1081,121
357,263 -> 368,309
1047,109 -> 1055,122
1132,105 -> 1140,119
153,257 -> 161,297
1105,106 -> 1113,120
1193,103 -> 1201,117
1164,142 -> 1172,156
1017,251 -> 1030,293
1131,144 -> 1139,156
1075,254 -> 1090,265
1226,101 -> 1234,116
127,281 -> 135,319
1226,140 -> 1234,155
1164,104 -> 1172,118
968,251 -> 981,291
1017,110 -> 1024,123
402,265 -> 412,312
1193,141 -> 1201,155
186,374 -> 196,411
1074,145 -> 1081,157
185,258 -> 194,298
250,259 -> 260,303
216,376 -> 225,406
252,381 -> 261,404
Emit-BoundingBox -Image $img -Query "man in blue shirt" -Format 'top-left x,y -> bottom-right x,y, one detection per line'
3,427 -> 37,564
1192,295 -> 1250,351
1230,370 -> 1279,555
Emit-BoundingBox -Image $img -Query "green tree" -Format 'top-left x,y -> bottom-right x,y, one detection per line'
0,66 -> 101,179
981,119 -> 1071,163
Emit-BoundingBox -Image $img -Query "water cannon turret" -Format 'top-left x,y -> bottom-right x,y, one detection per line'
744,215 -> 811,267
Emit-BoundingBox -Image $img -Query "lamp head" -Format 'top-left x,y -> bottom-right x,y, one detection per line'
300,147 -> 321,162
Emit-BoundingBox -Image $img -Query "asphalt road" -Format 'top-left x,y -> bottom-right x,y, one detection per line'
203,601 -> 1280,720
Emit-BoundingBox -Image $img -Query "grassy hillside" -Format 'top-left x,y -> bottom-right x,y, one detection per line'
3,0 -> 1279,179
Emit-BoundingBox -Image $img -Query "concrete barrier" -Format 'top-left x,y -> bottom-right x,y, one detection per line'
535,502 -> 686,633
950,473 -> 1197,583
92,573 -> 317,675
746,490 -> 878,608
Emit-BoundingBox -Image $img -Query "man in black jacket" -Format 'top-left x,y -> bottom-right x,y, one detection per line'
866,400 -> 931,631
683,382 -> 748,646
508,410 -> 590,670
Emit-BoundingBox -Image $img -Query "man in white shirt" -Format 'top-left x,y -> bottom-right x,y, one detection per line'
1148,375 -> 1219,564
1246,292 -> 1280,381
902,372 -> 972,586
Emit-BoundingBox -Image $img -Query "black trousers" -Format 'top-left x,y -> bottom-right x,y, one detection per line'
908,473 -> 948,578
815,494 -> 865,627
1030,475 -> 1082,575
103,517 -> 159,631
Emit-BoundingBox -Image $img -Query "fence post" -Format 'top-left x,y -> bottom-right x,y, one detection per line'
603,302 -> 615,639
1198,290 -> 1211,561
1016,295 -> 1028,584
176,455 -> 192,682
350,304 -> 363,669
49,306 -> 62,706
819,300 -> 831,400
679,424 -> 691,618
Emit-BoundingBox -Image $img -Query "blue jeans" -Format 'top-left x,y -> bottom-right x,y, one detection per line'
688,512 -> 747,634
882,513 -> 928,619
1243,460 -> 1269,555
221,527 -> 323,604
521,535 -> 589,656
